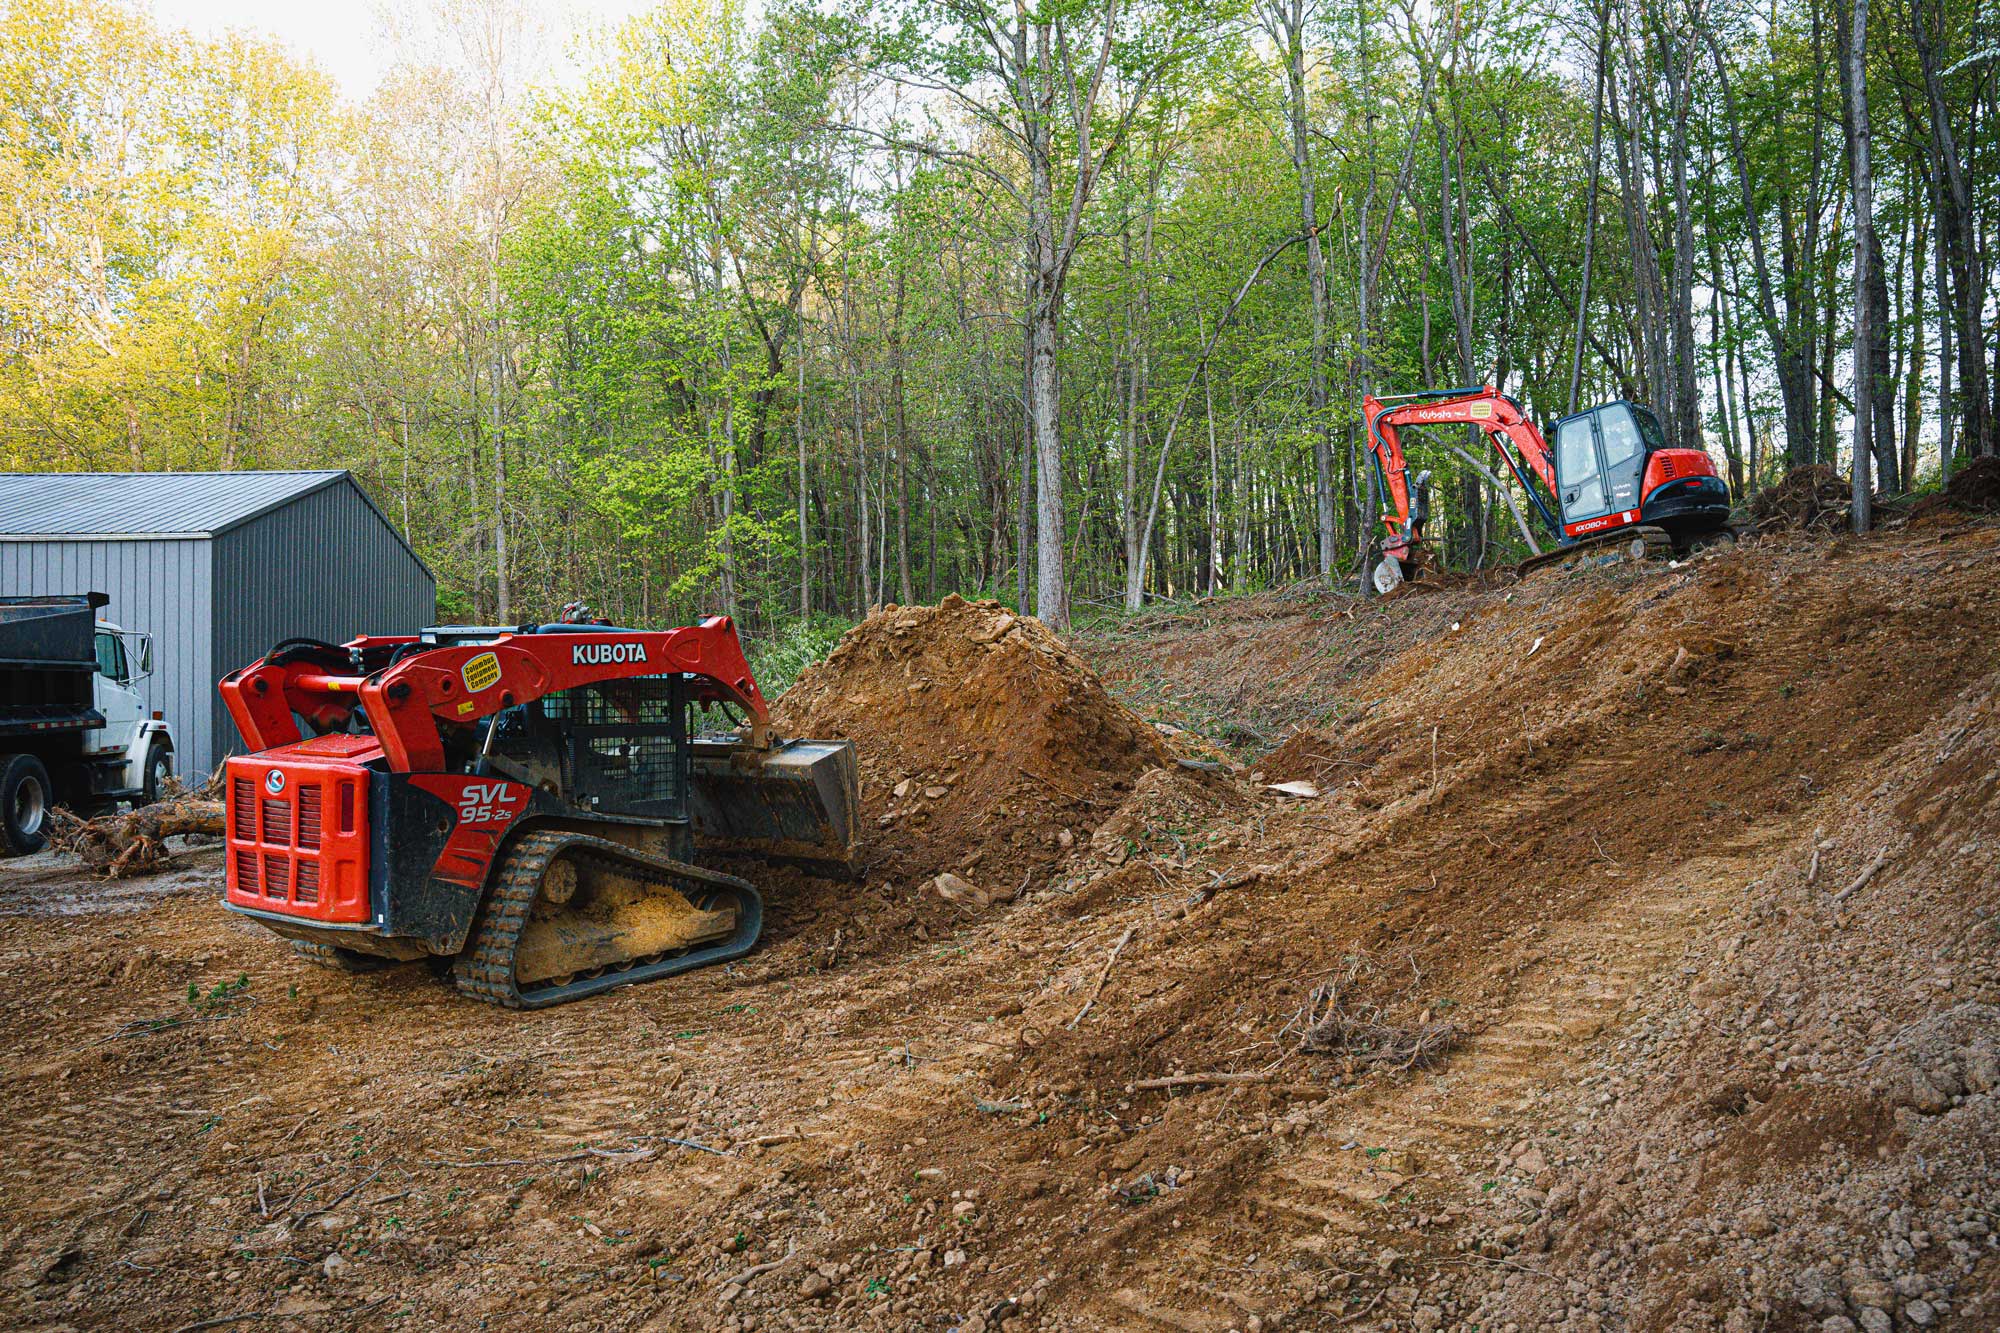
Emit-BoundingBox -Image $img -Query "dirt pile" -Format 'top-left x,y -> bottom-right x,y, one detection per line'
1750,462 -> 1854,530
1946,452 -> 2000,511
775,594 -> 1170,896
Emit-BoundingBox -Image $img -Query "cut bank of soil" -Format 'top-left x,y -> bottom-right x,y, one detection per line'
1,521 -> 1995,1333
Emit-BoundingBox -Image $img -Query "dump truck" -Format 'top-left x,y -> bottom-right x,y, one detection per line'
0,593 -> 176,854
217,614 -> 858,1008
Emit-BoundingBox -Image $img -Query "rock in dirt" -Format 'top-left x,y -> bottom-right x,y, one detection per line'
931,872 -> 988,907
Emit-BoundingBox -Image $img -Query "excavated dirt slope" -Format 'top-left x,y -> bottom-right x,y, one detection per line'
1,517 -> 1995,1333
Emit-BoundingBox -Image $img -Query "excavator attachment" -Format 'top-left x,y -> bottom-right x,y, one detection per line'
687,736 -> 861,877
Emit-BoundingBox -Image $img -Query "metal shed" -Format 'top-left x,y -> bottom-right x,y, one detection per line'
0,471 -> 435,777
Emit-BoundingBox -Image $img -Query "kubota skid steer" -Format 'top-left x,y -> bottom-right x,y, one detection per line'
217,616 -> 858,1009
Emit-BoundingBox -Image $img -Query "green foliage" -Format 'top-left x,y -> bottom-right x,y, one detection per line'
0,0 -> 1979,627
746,614 -> 854,699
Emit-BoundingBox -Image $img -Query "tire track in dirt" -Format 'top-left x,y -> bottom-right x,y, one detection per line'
1076,828 -> 1776,1331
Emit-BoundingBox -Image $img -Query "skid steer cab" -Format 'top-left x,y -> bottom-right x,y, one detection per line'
217,617 -> 858,1009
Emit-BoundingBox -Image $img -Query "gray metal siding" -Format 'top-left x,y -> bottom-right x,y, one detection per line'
0,539 -> 214,772
210,477 -> 435,768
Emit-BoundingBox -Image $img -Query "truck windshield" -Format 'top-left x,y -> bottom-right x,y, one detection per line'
94,632 -> 128,682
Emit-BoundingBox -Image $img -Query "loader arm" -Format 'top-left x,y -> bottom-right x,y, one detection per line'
1361,386 -> 1561,561
222,617 -> 770,772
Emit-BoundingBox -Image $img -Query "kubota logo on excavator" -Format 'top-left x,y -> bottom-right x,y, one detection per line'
456,781 -> 523,825
572,641 -> 649,666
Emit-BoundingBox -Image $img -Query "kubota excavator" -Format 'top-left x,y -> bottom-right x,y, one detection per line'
217,613 -> 857,1009
1362,386 -> 1735,592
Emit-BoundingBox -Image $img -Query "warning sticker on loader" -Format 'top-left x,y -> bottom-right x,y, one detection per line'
462,651 -> 502,693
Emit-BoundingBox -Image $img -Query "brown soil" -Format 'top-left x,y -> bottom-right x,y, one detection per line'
1945,453 -> 2000,512
2,522 -> 1997,1333
771,594 -> 1171,906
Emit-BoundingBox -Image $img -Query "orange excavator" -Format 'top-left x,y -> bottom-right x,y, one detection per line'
1362,386 -> 1735,592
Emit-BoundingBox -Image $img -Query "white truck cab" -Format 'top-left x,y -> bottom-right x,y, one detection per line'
90,619 -> 173,799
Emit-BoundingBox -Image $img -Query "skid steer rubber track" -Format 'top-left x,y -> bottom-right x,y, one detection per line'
452,829 -> 763,1010
291,940 -> 394,973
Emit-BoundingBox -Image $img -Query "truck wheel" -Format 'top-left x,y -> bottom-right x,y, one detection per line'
138,742 -> 172,808
0,753 -> 53,857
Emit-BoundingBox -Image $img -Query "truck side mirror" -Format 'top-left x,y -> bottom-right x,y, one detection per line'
134,635 -> 153,679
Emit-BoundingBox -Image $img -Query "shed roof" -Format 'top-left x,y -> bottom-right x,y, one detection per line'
0,470 -> 362,539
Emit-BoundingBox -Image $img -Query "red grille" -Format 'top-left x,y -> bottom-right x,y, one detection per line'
232,778 -> 256,836
224,751 -> 370,924
1658,454 -> 1679,479
297,787 -> 322,851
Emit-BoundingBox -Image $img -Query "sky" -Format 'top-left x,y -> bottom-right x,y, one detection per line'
145,1 -> 657,102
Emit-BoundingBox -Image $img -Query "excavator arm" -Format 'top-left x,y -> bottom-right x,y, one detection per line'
1361,386 -> 1562,572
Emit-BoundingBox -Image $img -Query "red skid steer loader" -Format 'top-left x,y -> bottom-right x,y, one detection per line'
218,615 -> 857,1009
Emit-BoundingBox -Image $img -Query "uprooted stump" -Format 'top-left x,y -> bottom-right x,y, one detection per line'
1748,464 -> 1852,532
47,798 -> 225,878
1299,1010 -> 1464,1071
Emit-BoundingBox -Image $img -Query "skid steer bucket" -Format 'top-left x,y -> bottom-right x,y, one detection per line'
687,736 -> 860,877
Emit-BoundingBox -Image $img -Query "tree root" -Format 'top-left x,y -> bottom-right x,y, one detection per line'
47,798 -> 225,878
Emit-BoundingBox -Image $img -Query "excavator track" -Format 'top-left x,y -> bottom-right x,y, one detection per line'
1514,524 -> 1677,578
452,829 -> 763,1010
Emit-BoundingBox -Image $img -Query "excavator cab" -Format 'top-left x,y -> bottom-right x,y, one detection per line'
1552,402 -> 1657,531
1549,401 -> 1731,542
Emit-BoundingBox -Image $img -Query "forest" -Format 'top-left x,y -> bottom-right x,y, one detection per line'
1,0 -> 1994,631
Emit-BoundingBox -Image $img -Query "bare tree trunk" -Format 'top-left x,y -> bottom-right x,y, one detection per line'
1571,18 -> 1608,415
1843,0 -> 1875,530
1909,0 -> 1989,458
1703,29 -> 1817,464
1263,0 -> 1336,581
1436,114 -> 1482,568
1931,153 -> 1954,473
1661,17 -> 1702,451
488,255 -> 509,621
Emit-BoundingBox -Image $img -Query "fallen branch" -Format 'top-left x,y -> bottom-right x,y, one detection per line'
1831,846 -> 1890,904
48,797 -> 224,878
1189,867 -> 1269,908
1068,925 -> 1138,1029
424,1146 -> 659,1169
716,1239 -> 796,1292
290,1166 -> 382,1227
169,1314 -> 272,1333
1132,1071 -> 1279,1091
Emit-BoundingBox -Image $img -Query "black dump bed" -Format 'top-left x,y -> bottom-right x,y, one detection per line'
0,593 -> 105,738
